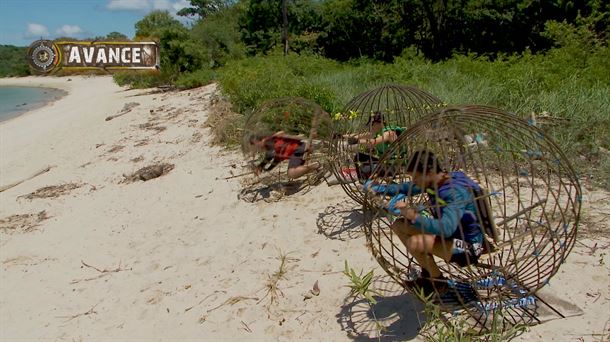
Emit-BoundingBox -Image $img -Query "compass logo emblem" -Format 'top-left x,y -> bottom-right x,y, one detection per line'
27,40 -> 60,73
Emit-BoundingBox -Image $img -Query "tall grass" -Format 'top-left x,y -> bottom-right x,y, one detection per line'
216,42 -> 609,187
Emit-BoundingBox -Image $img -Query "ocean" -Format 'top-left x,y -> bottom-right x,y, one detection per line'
0,86 -> 67,122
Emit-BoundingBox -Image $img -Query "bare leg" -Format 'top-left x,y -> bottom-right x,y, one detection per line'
287,161 -> 320,179
390,219 -> 454,278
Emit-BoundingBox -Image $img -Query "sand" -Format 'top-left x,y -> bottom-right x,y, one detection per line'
0,76 -> 608,341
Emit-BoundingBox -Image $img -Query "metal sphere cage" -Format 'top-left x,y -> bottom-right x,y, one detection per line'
240,97 -> 333,201
362,105 -> 581,329
329,84 -> 446,205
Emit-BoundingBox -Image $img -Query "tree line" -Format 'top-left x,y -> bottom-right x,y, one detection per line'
122,0 -> 608,86
2,0 -> 607,79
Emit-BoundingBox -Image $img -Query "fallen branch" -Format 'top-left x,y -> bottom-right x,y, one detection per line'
70,260 -> 131,284
105,102 -> 140,121
56,302 -> 100,322
184,291 -> 226,312
0,165 -> 54,193
221,171 -> 254,180
207,296 -> 259,313
240,320 -> 253,333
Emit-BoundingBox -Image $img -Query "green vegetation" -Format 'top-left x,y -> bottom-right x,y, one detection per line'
342,264 -> 529,340
343,261 -> 380,305
0,45 -> 29,77
414,289 -> 530,341
214,38 -> 609,186
2,0 -> 605,186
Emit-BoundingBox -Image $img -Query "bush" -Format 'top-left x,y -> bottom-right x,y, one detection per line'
190,5 -> 247,68
215,37 -> 609,187
113,71 -> 169,89
218,51 -> 342,113
0,45 -> 30,77
175,69 -> 215,89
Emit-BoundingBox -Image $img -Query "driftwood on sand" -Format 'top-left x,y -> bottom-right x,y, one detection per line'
122,163 -> 175,183
105,102 -> 140,121
0,166 -> 55,193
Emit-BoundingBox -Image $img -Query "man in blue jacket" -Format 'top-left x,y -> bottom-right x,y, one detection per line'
365,150 -> 484,294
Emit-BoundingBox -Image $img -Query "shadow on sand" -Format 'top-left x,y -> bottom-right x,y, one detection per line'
337,275 -> 427,341
316,201 -> 366,241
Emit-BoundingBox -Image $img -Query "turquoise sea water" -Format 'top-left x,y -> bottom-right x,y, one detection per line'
0,86 -> 67,122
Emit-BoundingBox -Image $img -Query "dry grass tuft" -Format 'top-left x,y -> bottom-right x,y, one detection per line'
18,183 -> 82,200
204,94 -> 244,146
0,211 -> 49,234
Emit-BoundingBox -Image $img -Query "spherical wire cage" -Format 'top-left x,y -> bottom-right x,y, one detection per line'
240,97 -> 333,202
329,84 -> 446,205
362,105 -> 581,332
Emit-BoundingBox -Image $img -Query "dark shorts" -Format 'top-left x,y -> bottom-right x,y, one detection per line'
449,239 -> 482,267
354,152 -> 397,180
288,143 -> 306,169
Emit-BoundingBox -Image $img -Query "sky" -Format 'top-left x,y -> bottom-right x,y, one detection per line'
0,0 -> 194,47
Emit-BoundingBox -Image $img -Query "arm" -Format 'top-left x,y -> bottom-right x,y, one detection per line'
344,132 -> 373,144
273,131 -> 307,141
364,181 -> 422,197
406,187 -> 470,238
363,181 -> 423,216
344,132 -> 372,139
256,140 -> 276,172
358,130 -> 398,147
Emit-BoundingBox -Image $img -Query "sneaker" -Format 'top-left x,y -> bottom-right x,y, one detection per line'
411,274 -> 449,296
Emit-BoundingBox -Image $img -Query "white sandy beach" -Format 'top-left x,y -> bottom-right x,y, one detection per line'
0,76 -> 608,341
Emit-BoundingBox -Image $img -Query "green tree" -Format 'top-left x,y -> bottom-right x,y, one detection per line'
106,31 -> 128,41
177,0 -> 235,19
413,0 -> 609,60
117,10 -> 205,88
190,4 -> 246,67
317,0 -> 418,61
135,10 -> 183,38
239,0 -> 322,55
314,0 -> 609,62
0,45 -> 30,77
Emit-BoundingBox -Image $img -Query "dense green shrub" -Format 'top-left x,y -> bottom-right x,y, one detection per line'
175,69 -> 216,89
216,26 -> 609,186
0,45 -> 30,77
113,71 -> 170,88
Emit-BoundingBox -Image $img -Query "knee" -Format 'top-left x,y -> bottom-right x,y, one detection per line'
287,169 -> 298,178
405,235 -> 426,254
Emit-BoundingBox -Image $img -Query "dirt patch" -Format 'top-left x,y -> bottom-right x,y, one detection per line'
107,145 -> 125,154
134,139 -> 150,147
0,211 -> 49,234
163,109 -> 183,121
139,123 -> 167,133
122,163 -> 175,183
18,183 -> 82,200
130,156 -> 145,163
190,132 -> 204,144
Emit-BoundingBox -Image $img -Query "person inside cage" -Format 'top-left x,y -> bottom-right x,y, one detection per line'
248,131 -> 321,179
364,150 -> 485,295
343,111 -> 405,180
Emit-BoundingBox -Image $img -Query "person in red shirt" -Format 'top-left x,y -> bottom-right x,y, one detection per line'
249,132 -> 320,179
